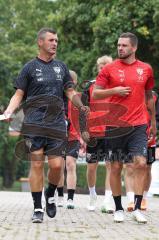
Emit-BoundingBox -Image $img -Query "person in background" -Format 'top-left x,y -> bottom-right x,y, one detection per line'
57,70 -> 84,209
82,55 -> 114,213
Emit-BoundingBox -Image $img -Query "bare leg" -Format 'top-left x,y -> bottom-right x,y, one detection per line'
110,161 -> 123,212
58,158 -> 65,188
141,165 -> 151,210
143,165 -> 151,192
110,161 -> 123,196
29,149 -> 45,192
47,155 -> 63,185
87,162 -> 98,188
124,163 -> 135,211
105,162 -> 111,190
124,163 -> 134,193
65,156 -> 77,208
66,156 -> 76,190
29,148 -> 45,211
56,158 -> 65,206
87,162 -> 98,211
133,156 -> 147,210
101,162 -> 114,213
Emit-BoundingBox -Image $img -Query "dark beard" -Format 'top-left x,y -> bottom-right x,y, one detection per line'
118,52 -> 132,59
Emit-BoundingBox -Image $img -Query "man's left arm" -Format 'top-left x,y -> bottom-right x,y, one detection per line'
65,88 -> 90,143
145,90 -> 157,137
65,88 -> 89,113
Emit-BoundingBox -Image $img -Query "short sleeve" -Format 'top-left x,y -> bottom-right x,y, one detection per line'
95,66 -> 110,88
14,64 -> 30,92
145,65 -> 155,90
63,64 -> 74,90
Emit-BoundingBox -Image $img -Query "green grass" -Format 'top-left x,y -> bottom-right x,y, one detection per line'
0,163 -> 125,194
77,163 -> 106,187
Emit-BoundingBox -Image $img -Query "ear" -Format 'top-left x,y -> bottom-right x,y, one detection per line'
132,46 -> 137,53
38,38 -> 43,47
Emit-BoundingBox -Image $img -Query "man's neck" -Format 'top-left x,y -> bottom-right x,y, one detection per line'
38,53 -> 54,62
120,55 -> 136,65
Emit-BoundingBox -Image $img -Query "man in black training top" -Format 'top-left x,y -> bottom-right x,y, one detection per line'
4,28 -> 88,223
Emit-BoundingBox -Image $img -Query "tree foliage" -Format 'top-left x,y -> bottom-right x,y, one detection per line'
0,0 -> 159,187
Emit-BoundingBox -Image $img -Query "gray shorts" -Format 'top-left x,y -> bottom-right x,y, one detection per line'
65,140 -> 80,159
25,136 -> 66,156
86,139 -> 106,163
105,125 -> 147,163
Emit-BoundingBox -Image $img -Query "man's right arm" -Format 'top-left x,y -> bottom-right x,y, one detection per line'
4,89 -> 24,117
92,66 -> 132,99
92,85 -> 132,100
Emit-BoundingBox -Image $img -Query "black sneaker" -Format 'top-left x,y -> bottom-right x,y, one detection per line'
32,209 -> 44,223
45,190 -> 56,218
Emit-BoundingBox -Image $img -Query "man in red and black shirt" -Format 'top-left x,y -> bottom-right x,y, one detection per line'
93,32 -> 156,223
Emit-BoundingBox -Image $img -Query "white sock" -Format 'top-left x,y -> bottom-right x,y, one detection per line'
89,186 -> 96,196
127,191 -> 134,203
143,191 -> 148,200
105,190 -> 112,201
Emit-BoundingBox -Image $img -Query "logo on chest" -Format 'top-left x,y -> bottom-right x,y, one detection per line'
53,66 -> 62,81
36,69 -> 44,82
118,70 -> 125,82
136,68 -> 144,82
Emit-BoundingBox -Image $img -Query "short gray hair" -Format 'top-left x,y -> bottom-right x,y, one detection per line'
37,28 -> 57,40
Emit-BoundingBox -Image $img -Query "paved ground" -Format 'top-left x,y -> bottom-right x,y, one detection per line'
0,192 -> 159,240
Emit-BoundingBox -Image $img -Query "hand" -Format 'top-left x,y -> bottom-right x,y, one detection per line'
81,131 -> 90,143
3,110 -> 12,122
79,105 -> 90,115
148,136 -> 155,145
79,137 -> 87,153
114,86 -> 132,97
79,137 -> 85,146
4,110 -> 12,118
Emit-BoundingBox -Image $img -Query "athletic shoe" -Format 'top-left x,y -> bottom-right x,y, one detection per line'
132,209 -> 147,223
87,194 -> 97,211
32,208 -> 44,223
114,210 -> 124,223
101,199 -> 114,213
66,199 -> 75,209
57,196 -> 64,207
127,202 -> 134,212
45,190 -> 56,218
140,199 -> 147,211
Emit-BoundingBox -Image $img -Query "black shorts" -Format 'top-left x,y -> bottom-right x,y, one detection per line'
25,136 -> 66,156
65,140 -> 80,159
86,139 -> 106,163
147,147 -> 156,165
105,125 -> 147,163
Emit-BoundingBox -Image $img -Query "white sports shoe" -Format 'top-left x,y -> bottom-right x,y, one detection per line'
87,194 -> 97,211
66,199 -> 75,209
101,199 -> 114,213
57,196 -> 64,207
114,210 -> 124,223
132,209 -> 147,223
